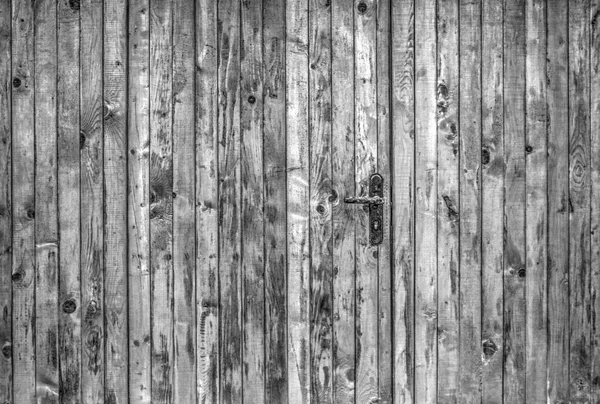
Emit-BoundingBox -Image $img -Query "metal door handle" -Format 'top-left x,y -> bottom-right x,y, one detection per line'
344,173 -> 384,245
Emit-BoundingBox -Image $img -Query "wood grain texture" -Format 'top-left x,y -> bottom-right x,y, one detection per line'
128,0 -> 152,400
481,0 -> 504,401
149,0 -> 174,400
568,1 -> 592,401
546,1 -> 570,401
104,0 -> 128,401
196,0 -> 219,402
11,0 -> 36,400
414,0 -> 437,402
503,0 -> 527,401
263,0 -> 288,401
217,0 -> 243,401
524,0 -> 547,402
57,0 -> 82,400
240,0 -> 266,401
436,0 -> 459,400
458,1 -> 482,402
286,0 -> 311,401
172,0 -> 196,401
34,0 -> 59,400
391,0 -> 415,402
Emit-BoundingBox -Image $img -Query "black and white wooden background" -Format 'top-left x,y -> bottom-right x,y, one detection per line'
0,0 -> 598,403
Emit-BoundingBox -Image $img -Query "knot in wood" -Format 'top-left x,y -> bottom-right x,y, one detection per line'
1,343 -> 11,358
11,271 -> 22,283
518,267 -> 526,278
482,339 -> 497,358
62,299 -> 77,314
482,148 -> 491,165
248,95 -> 256,104
525,145 -> 533,154
357,1 -> 368,13
26,208 -> 35,220
12,77 -> 21,88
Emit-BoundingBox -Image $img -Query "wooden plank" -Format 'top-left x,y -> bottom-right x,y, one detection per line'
390,0 -> 415,401
172,0 -> 196,401
196,0 -> 219,402
308,0 -> 333,401
546,1 -> 570,401
57,0 -> 82,401
128,0 -> 152,400
568,0 -> 592,401
11,0 -> 36,399
331,0 -> 355,402
354,1 -> 378,402
481,0 -> 504,401
503,0 -> 526,400
104,0 -> 128,401
217,0 -> 243,401
149,0 -> 174,401
458,0 -> 482,402
414,0 -> 437,401
524,0 -> 547,402
376,0 -> 393,400
436,0 -> 459,400
286,0 -> 310,401
0,0 -> 11,399
240,0 -> 265,401
263,0 -> 287,401
34,0 -> 59,400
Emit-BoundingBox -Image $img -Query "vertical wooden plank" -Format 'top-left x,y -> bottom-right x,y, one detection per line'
546,2 -> 570,402
34,0 -> 59,399
263,0 -> 287,401
481,0 -> 504,401
172,0 -> 195,401
503,0 -> 526,400
57,0 -> 81,400
217,0 -> 243,401
458,0 -> 482,402
286,0 -> 310,401
391,0 -> 415,402
376,0 -> 393,400
414,0 -> 437,402
128,0 -> 151,399
354,0 -> 378,402
436,0 -> 459,400
240,0 -> 265,401
11,0 -> 36,399
196,0 -> 219,402
149,0 -> 174,400
308,0 -> 333,401
104,0 -> 128,400
331,0 -> 355,403
525,0 -> 547,402
569,0 -> 592,401
0,0 -> 10,399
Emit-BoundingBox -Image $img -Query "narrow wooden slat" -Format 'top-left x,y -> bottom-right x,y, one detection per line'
57,0 -> 82,401
196,0 -> 219,402
128,0 -> 152,400
0,0 -> 11,399
436,0 -> 459,400
458,0 -> 482,402
390,0 -> 415,401
172,0 -> 196,401
11,0 -> 36,399
376,0 -> 393,400
286,0 -> 310,401
524,0 -> 547,401
481,0 -> 504,401
217,0 -> 243,400
503,0 -> 526,400
104,0 -> 128,401
331,0 -> 355,402
546,2 -> 570,401
414,0 -> 437,402
34,0 -> 59,400
308,0 -> 333,401
240,0 -> 265,401
149,0 -> 174,400
568,0 -> 592,401
354,1 -> 378,402
263,0 -> 288,401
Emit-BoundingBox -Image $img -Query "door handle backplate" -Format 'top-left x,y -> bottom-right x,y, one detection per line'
344,173 -> 384,245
